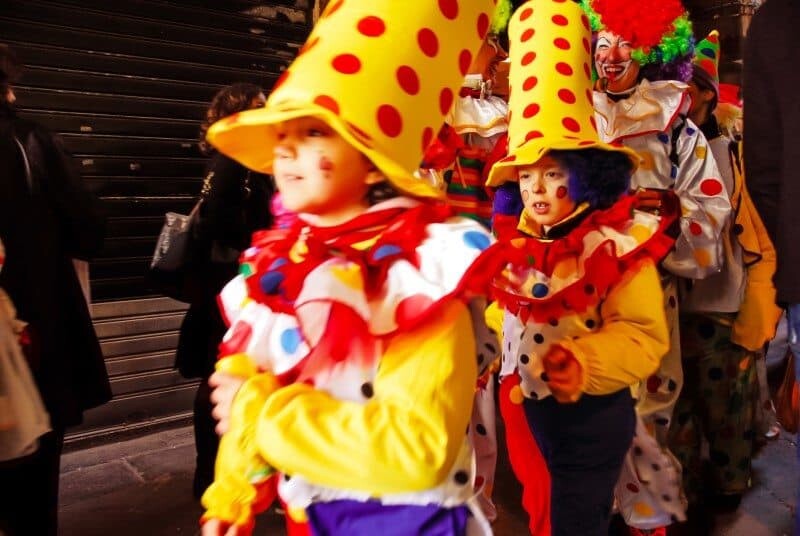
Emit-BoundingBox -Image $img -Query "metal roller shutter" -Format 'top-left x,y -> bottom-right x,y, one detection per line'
0,0 -> 311,444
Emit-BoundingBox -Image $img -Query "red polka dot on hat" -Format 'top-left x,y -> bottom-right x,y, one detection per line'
521,51 -> 536,66
583,63 -> 591,80
377,104 -> 403,138
523,76 -> 538,91
477,12 -> 490,38
357,16 -> 386,37
525,131 -> 544,141
554,37 -> 570,50
523,103 -> 540,118
314,95 -> 340,114
439,87 -> 454,115
272,70 -> 291,91
332,54 -> 361,74
582,37 -> 591,54
519,7 -> 533,21
421,127 -> 434,152
521,28 -> 535,42
700,178 -> 723,196
552,14 -> 568,26
324,0 -> 344,18
558,89 -> 576,104
396,66 -> 420,95
556,62 -> 573,76
439,0 -> 459,20
298,36 -> 319,56
459,49 -> 472,76
418,28 -> 439,57
562,117 -> 580,132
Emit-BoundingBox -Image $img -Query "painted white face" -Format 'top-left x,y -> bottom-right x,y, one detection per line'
518,155 -> 577,228
594,30 -> 641,93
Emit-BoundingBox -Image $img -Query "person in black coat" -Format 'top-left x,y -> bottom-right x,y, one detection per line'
743,1 -> 800,531
0,44 -> 111,536
174,83 -> 274,499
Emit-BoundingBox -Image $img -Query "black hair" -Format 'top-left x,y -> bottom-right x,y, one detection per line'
199,83 -> 264,155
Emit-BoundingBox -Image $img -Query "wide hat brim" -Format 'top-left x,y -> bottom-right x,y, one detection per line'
207,102 -> 443,200
487,136 -> 640,186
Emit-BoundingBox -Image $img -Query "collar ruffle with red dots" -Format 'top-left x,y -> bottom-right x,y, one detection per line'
491,194 -> 677,323
219,198 -> 498,377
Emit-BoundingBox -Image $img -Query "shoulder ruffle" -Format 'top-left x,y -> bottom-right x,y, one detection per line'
446,95 -> 509,138
491,195 -> 677,322
593,80 -> 690,143
217,201 -> 497,381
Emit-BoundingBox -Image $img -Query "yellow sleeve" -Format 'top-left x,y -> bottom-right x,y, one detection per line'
559,259 -> 669,396
731,184 -> 781,350
201,366 -> 279,528
484,301 -> 504,338
254,300 -> 477,494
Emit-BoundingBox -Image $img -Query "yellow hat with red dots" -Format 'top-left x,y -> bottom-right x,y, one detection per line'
206,0 -> 498,199
486,0 -> 638,187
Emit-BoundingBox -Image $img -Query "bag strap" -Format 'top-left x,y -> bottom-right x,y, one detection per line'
12,134 -> 36,194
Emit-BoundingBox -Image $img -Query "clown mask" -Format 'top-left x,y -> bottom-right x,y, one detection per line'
518,155 -> 577,228
594,30 -> 641,94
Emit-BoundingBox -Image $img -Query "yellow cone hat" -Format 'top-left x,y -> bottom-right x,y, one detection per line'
487,0 -> 638,187
207,0 -> 498,199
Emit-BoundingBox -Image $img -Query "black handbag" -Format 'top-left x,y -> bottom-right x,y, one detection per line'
148,199 -> 203,302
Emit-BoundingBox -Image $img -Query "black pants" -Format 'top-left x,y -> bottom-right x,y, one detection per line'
0,428 -> 65,536
193,377 -> 219,499
524,389 -> 635,536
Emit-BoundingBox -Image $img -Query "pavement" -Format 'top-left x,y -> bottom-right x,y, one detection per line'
59,425 -> 798,535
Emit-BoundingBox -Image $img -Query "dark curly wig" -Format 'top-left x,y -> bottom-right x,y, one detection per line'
199,83 -> 264,155
492,148 -> 634,218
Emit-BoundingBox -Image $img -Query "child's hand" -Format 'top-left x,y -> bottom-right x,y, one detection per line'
542,345 -> 583,403
201,518 -> 249,536
209,372 -> 247,435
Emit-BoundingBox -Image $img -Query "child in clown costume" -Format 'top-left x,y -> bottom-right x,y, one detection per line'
578,1 -> 733,532
668,30 -> 781,513
197,2 -> 502,535
485,2 -> 677,535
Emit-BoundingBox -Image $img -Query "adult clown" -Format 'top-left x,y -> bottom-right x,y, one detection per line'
579,0 -> 732,533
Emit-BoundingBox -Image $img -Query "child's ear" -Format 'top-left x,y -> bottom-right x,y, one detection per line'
364,168 -> 386,186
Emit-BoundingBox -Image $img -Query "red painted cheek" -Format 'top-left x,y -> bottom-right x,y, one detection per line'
319,156 -> 334,172
556,186 -> 568,199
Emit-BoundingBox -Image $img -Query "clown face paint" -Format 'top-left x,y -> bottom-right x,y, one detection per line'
518,155 -> 577,227
595,31 -> 640,94
272,116 -> 383,226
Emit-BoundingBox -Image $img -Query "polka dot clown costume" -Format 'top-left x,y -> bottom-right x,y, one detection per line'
198,1 -> 502,535
579,0 -> 733,530
484,2 -> 677,534
667,29 -> 782,509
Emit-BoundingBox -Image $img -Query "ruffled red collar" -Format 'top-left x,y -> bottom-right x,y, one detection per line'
491,195 -> 678,322
238,200 -> 454,314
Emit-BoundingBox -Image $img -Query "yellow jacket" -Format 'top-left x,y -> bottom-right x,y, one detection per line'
730,142 -> 782,351
202,301 -> 478,527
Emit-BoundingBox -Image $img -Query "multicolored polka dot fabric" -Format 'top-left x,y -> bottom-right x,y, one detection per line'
486,0 -> 638,187
206,0 -> 497,200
